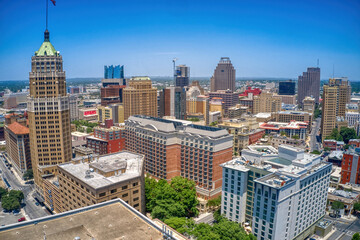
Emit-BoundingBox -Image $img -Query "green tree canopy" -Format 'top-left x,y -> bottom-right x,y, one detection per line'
332,201 -> 344,215
23,169 -> 33,180
353,202 -> 360,212
352,233 -> 360,240
145,176 -> 199,221
340,127 -> 357,144
0,187 -> 7,200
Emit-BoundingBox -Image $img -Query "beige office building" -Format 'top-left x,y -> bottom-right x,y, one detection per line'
253,92 -> 281,114
321,78 -> 351,141
123,77 -> 157,120
303,96 -> 315,113
27,30 -> 72,194
43,151 -> 145,214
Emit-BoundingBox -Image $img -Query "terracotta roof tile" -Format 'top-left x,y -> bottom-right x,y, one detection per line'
7,122 -> 29,135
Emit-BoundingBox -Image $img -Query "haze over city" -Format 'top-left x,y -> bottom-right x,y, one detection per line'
0,0 -> 360,80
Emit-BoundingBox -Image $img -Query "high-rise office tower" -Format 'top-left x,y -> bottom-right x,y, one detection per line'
123,77 -> 158,120
104,65 -> 124,79
297,67 -> 320,105
175,65 -> 190,88
28,30 -> 72,194
210,57 -> 236,92
158,87 -> 186,119
278,80 -> 296,95
321,78 -> 351,141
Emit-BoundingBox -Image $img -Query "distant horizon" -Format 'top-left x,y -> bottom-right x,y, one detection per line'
0,0 -> 359,81
1,76 -> 359,82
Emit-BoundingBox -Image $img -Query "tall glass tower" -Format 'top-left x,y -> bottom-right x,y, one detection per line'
104,65 -> 124,79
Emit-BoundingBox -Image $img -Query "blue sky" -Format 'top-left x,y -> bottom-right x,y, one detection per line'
0,0 -> 359,80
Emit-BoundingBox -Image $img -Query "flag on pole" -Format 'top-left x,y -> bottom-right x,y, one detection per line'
50,0 -> 56,6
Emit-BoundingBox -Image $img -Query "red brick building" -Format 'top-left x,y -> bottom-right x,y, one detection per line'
100,85 -> 126,106
125,115 -> 233,199
323,139 -> 344,151
86,120 -> 126,155
349,139 -> 360,148
249,129 -> 265,145
341,150 -> 360,184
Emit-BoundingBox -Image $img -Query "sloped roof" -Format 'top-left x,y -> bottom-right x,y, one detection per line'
7,122 -> 29,135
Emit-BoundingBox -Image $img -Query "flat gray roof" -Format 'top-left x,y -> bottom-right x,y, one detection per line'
59,151 -> 143,189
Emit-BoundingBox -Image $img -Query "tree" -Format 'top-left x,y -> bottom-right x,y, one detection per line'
352,233 -> 360,240
340,127 -> 357,144
210,121 -> 218,126
86,127 -> 93,133
164,217 -> 195,234
331,201 -> 344,216
311,150 -> 321,155
207,195 -> 221,210
353,202 -> 360,212
9,190 -> 24,202
326,128 -> 343,141
1,195 -> 20,211
23,169 -> 33,180
0,187 -> 7,200
145,176 -> 199,221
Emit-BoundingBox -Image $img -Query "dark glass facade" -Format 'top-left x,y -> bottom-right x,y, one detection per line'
278,80 -> 296,95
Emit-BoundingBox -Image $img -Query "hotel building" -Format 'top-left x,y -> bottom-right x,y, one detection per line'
125,115 -> 233,199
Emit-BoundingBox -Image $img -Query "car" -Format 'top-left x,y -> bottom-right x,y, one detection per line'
18,217 -> 26,222
12,209 -> 19,214
3,209 -> 10,213
35,202 -> 39,206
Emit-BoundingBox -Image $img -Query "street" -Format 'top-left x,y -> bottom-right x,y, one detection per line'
309,117 -> 321,152
0,152 -> 49,224
324,216 -> 360,240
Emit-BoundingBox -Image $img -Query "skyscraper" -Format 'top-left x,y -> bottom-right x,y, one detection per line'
210,57 -> 236,92
175,65 -> 190,88
297,67 -> 320,105
321,77 -> 351,141
104,65 -> 124,79
27,30 -> 72,194
123,77 -> 158,119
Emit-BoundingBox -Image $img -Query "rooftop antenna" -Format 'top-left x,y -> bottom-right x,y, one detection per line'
317,59 -> 319,68
173,58 -> 178,86
333,64 -> 335,78
44,0 -> 56,41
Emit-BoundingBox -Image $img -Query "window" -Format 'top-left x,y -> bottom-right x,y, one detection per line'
122,193 -> 128,198
122,185 -> 128,190
133,190 -> 139,194
111,189 -> 117,194
99,192 -> 106,197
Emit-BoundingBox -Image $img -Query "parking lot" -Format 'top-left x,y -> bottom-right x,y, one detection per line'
0,206 -> 25,226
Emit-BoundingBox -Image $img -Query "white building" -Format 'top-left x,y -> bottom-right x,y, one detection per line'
221,145 -> 332,240
345,112 -> 360,127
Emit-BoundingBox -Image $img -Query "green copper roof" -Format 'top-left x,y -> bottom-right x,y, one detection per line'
35,30 -> 59,56
35,41 -> 58,56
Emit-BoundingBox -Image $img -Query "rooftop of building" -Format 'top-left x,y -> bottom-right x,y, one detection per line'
130,76 -> 151,81
277,110 -> 312,115
6,122 -> 29,135
0,199 -> 185,240
34,31 -> 59,57
255,112 -> 272,118
127,115 -> 230,139
259,121 -> 308,130
247,145 -> 278,155
58,151 -> 144,189
328,189 -> 360,204
71,131 -> 90,137
328,151 -> 343,159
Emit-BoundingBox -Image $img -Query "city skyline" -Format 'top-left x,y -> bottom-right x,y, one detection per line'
0,0 -> 360,81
